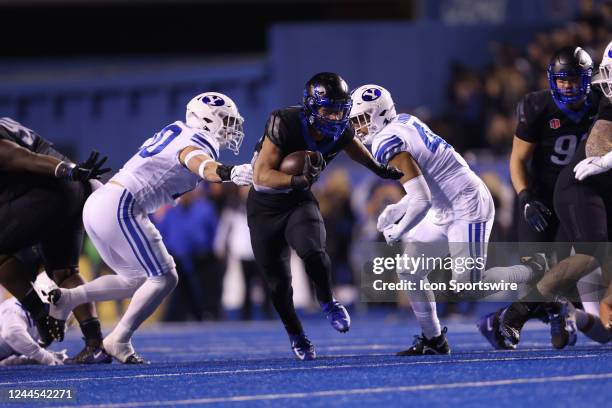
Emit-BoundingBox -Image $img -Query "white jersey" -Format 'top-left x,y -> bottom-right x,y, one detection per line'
112,121 -> 220,214
0,298 -> 39,359
372,113 -> 492,223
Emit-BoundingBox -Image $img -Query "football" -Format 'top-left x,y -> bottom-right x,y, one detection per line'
279,150 -> 323,175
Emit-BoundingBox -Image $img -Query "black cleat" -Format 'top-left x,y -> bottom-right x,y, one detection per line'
34,314 -> 55,347
520,253 -> 549,281
499,307 -> 521,346
45,314 -> 66,342
396,327 -> 451,356
477,309 -> 516,350
124,353 -> 148,364
65,342 -> 112,364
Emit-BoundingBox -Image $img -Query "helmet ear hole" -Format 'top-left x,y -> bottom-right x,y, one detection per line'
379,109 -> 387,117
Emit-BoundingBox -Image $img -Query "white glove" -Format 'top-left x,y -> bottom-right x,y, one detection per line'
31,348 -> 64,366
377,202 -> 407,232
230,163 -> 253,186
51,349 -> 69,363
382,224 -> 403,245
574,152 -> 612,181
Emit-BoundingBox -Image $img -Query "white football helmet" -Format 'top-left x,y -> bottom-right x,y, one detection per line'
349,84 -> 397,145
594,41 -> 612,99
186,92 -> 245,155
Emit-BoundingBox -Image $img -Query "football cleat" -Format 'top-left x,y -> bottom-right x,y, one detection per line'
322,299 -> 351,333
396,327 -> 451,356
499,307 -> 522,347
289,333 -> 316,361
65,342 -> 112,364
520,253 -> 549,281
549,301 -> 577,349
477,310 -> 516,350
103,337 -> 148,364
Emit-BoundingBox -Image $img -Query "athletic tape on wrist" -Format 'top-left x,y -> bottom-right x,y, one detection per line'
198,159 -> 215,179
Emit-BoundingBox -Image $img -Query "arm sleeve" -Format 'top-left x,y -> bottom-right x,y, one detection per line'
395,175 -> 432,234
515,95 -> 538,142
0,311 -> 51,363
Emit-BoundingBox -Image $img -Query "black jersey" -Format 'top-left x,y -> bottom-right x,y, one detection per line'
0,117 -> 69,202
254,106 -> 355,164
515,90 -> 599,198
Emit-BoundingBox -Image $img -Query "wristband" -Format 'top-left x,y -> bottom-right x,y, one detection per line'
54,161 -> 76,179
184,149 -> 207,168
198,159 -> 215,179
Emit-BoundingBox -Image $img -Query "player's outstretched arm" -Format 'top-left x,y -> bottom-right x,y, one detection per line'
0,140 -> 110,182
377,152 -> 432,245
0,310 -> 64,365
343,138 -> 403,180
0,139 -> 63,175
252,137 -> 294,190
179,146 -> 252,185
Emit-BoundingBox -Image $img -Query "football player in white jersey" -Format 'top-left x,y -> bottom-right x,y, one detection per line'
0,274 -> 68,366
351,84 -> 496,355
47,92 -> 253,363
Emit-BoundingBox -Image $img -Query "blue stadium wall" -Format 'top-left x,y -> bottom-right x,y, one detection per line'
0,21 -> 552,169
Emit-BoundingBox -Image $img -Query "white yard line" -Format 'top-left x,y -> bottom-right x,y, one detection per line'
54,372 -> 612,408
0,353 -> 600,386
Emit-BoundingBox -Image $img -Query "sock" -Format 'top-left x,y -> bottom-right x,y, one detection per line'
19,288 -> 46,320
80,318 -> 103,345
66,275 -> 145,308
504,288 -> 545,329
404,276 -> 441,339
111,272 -> 178,343
412,301 -> 442,339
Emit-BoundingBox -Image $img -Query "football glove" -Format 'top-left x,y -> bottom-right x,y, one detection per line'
519,189 -> 552,233
573,152 -> 612,181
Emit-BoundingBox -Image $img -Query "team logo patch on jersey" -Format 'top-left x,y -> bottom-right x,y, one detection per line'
362,88 -> 382,101
549,118 -> 561,129
202,95 -> 225,107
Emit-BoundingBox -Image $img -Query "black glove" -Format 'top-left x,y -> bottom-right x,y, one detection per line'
56,151 -> 111,182
373,162 -> 404,180
518,189 -> 552,233
291,152 -> 325,190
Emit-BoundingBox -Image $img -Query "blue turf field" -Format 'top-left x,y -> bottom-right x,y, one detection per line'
1,308 -> 611,407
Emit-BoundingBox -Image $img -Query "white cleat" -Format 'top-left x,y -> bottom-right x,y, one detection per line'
103,337 -> 148,364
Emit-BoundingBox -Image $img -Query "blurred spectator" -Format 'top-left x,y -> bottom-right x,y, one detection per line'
214,186 -> 272,320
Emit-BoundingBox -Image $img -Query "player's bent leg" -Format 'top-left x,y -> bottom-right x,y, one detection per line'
103,269 -> 178,364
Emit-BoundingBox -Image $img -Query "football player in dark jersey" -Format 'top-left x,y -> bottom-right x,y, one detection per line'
478,47 -> 607,350
248,72 -> 402,360
512,46 -> 597,256
494,42 -> 612,348
0,117 -> 112,363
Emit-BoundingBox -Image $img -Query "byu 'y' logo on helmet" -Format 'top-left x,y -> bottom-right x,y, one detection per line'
362,88 -> 382,101
202,95 -> 225,106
